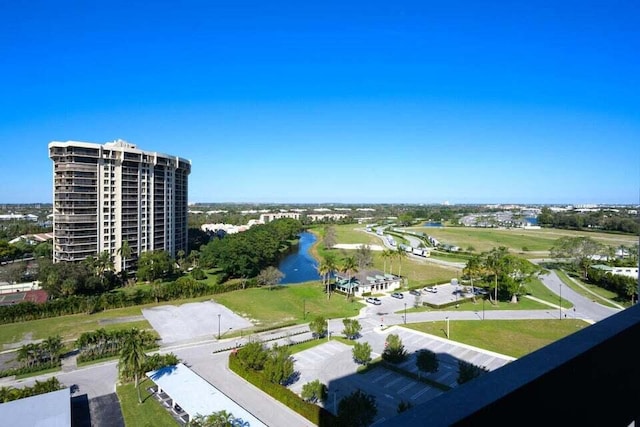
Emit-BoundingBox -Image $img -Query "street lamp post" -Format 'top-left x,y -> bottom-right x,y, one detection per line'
404,302 -> 407,324
482,296 -> 485,320
303,299 -> 306,320
445,316 -> 449,339
559,283 -> 562,320
217,314 -> 221,339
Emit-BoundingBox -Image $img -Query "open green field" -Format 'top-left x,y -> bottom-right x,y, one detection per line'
117,380 -> 178,427
404,318 -> 589,358
404,226 -> 638,256
0,306 -> 153,348
212,282 -> 365,329
310,225 -> 462,287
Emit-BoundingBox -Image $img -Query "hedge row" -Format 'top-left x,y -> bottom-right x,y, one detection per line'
228,353 -> 336,426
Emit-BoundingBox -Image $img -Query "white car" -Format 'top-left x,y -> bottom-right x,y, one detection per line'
365,297 -> 382,305
423,287 -> 438,293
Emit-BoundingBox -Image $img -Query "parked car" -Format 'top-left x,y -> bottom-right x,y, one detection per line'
409,289 -> 421,296
423,287 -> 438,294
391,292 -> 404,299
365,297 -> 382,305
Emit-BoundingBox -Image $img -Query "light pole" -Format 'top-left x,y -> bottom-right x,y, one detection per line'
445,316 -> 449,339
559,282 -> 562,320
217,314 -> 221,339
404,302 -> 407,324
303,299 -> 306,320
482,296 -> 485,320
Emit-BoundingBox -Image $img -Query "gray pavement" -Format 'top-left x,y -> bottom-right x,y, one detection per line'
142,300 -> 253,345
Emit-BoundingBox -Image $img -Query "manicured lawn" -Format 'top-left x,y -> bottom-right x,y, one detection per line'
117,379 -> 178,427
404,318 -> 590,358
404,226 -> 638,256
212,282 -> 364,328
555,269 -> 627,309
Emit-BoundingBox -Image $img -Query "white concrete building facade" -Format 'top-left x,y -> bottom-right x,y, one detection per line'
49,139 -> 191,272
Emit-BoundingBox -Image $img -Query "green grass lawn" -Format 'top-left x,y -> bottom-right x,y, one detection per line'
404,318 -> 590,358
0,307 -> 153,348
212,282 -> 365,329
403,226 -> 638,256
117,379 -> 178,427
554,269 -> 627,309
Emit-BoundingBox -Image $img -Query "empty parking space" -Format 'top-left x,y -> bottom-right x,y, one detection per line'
142,301 -> 253,344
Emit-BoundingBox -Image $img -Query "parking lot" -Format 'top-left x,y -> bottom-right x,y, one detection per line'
288,326 -> 514,422
142,300 -> 253,344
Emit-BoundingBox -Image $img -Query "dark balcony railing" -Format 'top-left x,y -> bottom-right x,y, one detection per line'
381,303 -> 640,427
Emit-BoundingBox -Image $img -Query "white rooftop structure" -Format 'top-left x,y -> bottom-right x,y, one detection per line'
146,363 -> 266,425
0,388 -> 70,427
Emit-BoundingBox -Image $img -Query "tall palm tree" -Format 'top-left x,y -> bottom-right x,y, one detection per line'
485,247 -> 509,303
317,260 -> 330,296
383,249 -> 395,276
118,328 -> 147,404
117,240 -> 132,273
381,250 -> 391,274
342,256 -> 359,300
463,255 -> 484,302
395,248 -> 407,277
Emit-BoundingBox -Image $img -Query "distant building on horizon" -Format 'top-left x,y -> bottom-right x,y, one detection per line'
49,139 -> 191,272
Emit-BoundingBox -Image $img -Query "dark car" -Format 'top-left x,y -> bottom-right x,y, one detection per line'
409,289 -> 421,296
391,292 -> 404,299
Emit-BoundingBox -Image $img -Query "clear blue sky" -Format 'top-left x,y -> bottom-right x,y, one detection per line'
1,1 -> 638,205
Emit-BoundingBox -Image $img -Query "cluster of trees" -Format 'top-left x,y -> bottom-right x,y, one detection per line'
462,247 -> 539,303
117,328 -> 180,403
537,207 -> 640,234
0,274 -> 250,325
199,218 -> 303,280
76,328 -> 157,363
6,335 -> 64,376
0,377 -> 62,403
234,341 -> 296,386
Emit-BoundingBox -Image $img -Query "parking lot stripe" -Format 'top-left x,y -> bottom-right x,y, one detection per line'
384,376 -> 405,388
398,381 -> 417,394
371,371 -> 392,384
410,386 -> 431,400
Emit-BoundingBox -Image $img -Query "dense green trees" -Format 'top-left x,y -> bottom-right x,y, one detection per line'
416,349 -> 439,376
118,328 -> 148,403
263,344 -> 295,385
382,333 -> 407,363
301,379 -> 327,403
136,250 -> 174,282
352,342 -> 372,366
342,318 -> 362,340
0,377 -> 62,403
462,246 -> 538,303
309,316 -> 328,339
550,236 -> 605,280
457,360 -> 489,384
199,218 -> 302,280
337,389 -> 377,427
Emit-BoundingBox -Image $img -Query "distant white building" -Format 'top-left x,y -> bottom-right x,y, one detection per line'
259,212 -> 301,222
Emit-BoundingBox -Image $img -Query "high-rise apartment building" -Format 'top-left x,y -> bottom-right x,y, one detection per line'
49,139 -> 191,272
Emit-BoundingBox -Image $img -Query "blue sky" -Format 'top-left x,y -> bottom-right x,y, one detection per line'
1,1 -> 638,205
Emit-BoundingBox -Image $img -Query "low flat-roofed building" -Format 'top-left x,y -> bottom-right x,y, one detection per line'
0,388 -> 70,427
146,362 -> 266,426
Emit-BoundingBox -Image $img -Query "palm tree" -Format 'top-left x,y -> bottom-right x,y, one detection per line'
383,249 -> 395,276
484,247 -> 509,303
117,240 -> 132,274
381,249 -> 392,274
118,328 -> 147,404
342,256 -> 359,300
463,255 -> 484,302
317,260 -> 330,296
395,248 -> 407,277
